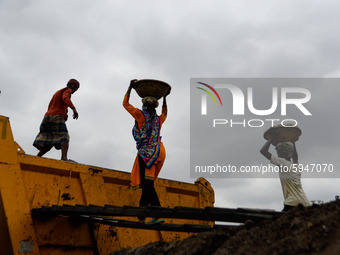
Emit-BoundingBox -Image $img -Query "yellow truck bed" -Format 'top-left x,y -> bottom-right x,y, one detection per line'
0,115 -> 214,254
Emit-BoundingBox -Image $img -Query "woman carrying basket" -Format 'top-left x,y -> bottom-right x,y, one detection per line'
123,79 -> 169,223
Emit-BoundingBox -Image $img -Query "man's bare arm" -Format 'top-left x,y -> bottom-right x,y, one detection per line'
260,140 -> 272,160
292,142 -> 298,164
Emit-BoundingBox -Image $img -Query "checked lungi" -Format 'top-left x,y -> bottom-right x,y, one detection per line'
33,115 -> 70,150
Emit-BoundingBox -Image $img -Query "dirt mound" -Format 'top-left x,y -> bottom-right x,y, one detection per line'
112,199 -> 340,255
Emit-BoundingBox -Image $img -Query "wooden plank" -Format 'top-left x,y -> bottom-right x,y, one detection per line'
71,215 -> 212,233
32,204 -> 281,223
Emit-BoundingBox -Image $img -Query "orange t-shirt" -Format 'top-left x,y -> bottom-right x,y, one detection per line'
45,87 -> 76,120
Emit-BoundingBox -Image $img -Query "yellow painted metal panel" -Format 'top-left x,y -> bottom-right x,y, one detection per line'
0,115 -> 214,254
0,116 -> 40,254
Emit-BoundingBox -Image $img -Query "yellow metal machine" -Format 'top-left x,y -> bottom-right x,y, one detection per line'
0,115 -> 214,254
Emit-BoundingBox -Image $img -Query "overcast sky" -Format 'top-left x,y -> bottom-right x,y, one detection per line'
1,0 -> 339,211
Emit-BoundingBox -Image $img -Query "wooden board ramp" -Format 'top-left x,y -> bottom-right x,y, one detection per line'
70,215 -> 212,233
32,204 -> 282,232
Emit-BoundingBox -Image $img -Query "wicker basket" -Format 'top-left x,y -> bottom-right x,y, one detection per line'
264,124 -> 302,146
132,79 -> 171,100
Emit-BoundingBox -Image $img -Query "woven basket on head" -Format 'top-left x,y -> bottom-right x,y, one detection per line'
264,124 -> 301,146
132,79 -> 171,100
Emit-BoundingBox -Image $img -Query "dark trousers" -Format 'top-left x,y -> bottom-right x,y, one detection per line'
138,155 -> 160,220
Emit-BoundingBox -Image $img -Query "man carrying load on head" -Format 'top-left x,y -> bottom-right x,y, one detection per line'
33,79 -> 79,161
261,139 -> 310,211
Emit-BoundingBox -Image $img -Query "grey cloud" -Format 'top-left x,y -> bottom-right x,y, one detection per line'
1,0 -> 339,210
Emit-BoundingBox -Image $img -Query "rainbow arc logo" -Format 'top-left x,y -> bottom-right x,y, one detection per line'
196,82 -> 222,106
196,82 -> 222,115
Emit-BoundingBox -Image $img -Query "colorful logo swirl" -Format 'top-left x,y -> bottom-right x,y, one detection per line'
196,82 -> 222,106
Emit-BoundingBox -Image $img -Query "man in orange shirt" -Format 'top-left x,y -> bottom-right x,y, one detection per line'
33,79 -> 79,161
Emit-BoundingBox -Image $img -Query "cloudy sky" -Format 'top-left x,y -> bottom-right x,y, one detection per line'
1,0 -> 339,211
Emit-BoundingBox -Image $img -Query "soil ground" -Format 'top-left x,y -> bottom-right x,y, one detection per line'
112,199 -> 340,255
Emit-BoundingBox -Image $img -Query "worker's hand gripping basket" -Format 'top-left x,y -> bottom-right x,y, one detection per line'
264,124 -> 301,146
132,79 -> 171,99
